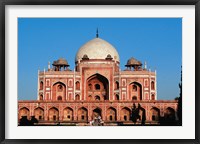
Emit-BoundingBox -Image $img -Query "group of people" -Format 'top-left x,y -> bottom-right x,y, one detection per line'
90,115 -> 104,126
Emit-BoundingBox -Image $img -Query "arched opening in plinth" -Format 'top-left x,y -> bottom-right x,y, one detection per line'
52,82 -> 66,101
39,94 -> 43,100
48,107 -> 59,121
121,107 -> 131,121
78,107 -> 88,121
164,107 -> 176,121
150,107 -> 160,121
63,107 -> 73,121
129,82 -> 142,100
86,74 -> 109,101
138,105 -> 146,122
34,107 -> 44,121
115,94 -> 119,100
92,108 -> 102,119
106,107 -> 117,121
19,107 -> 30,120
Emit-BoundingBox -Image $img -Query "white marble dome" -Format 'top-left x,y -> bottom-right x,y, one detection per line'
75,38 -> 120,62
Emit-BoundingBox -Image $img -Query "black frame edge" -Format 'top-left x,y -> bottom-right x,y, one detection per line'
195,1 -> 200,144
0,0 -> 5,144
1,0 -> 200,144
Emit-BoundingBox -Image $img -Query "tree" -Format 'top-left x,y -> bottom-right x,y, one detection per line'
177,66 -> 182,125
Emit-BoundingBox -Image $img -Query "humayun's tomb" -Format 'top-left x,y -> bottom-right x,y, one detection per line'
18,31 -> 179,126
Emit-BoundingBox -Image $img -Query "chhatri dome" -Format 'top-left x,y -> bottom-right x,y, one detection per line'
75,30 -> 120,63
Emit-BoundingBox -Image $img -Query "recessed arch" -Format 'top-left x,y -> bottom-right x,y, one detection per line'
115,94 -> 119,100
120,107 -> 131,121
129,82 -> 142,100
106,107 -> 117,121
19,107 -> 30,120
150,107 -> 160,121
52,81 -> 66,101
75,94 -> 80,100
115,81 -> 119,90
76,81 -> 80,90
77,107 -> 88,121
86,73 -> 109,100
164,107 -> 176,121
151,81 -> 155,90
39,81 -> 43,90
63,107 -> 73,121
34,107 -> 44,120
39,94 -> 43,100
92,107 -> 102,119
95,95 -> 100,100
57,96 -> 62,101
48,107 -> 59,121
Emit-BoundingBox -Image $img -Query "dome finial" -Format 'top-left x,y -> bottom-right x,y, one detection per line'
96,28 -> 99,38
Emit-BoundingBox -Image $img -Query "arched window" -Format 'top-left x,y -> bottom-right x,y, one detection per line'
95,95 -> 100,100
57,96 -> 62,101
88,95 -> 92,101
40,81 -> 43,90
57,85 -> 63,92
75,94 -> 80,100
151,94 -> 155,100
76,81 -> 80,90
39,94 -> 43,100
115,94 -> 119,100
115,81 -> 119,89
151,81 -> 155,90
132,96 -> 137,100
133,85 -> 137,91
95,84 -> 100,90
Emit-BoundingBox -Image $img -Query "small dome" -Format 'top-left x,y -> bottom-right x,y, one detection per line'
53,58 -> 69,66
75,38 -> 120,62
105,54 -> 113,60
82,54 -> 89,60
125,57 -> 142,66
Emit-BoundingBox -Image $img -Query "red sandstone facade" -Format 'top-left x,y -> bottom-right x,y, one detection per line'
18,35 -> 178,125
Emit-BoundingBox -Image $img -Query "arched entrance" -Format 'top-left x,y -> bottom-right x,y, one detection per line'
52,82 -> 66,101
120,107 -> 131,121
77,107 -> 88,121
129,82 -> 142,100
86,74 -> 109,101
150,107 -> 160,121
48,107 -> 59,121
106,107 -> 117,121
92,108 -> 102,119
63,107 -> 73,121
34,107 -> 44,121
164,107 -> 176,121
19,107 -> 30,120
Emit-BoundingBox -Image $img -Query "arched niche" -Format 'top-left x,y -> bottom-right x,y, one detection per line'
106,107 -> 117,121
52,82 -> 66,101
129,82 -> 142,100
48,107 -> 59,121
34,107 -> 44,121
63,107 -> 73,121
77,107 -> 88,121
120,107 -> 131,121
86,74 -> 109,101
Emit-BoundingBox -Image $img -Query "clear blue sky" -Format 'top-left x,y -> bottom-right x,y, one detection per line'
18,18 -> 182,100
